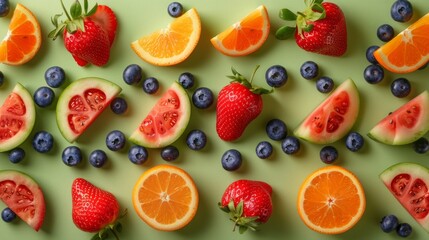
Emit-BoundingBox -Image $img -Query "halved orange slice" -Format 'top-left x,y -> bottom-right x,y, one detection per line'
0,4 -> 42,65
210,5 -> 270,57
374,13 -> 429,73
131,8 -> 201,66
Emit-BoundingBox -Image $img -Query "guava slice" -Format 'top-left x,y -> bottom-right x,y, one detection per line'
129,82 -> 191,148
56,77 -> 122,142
0,83 -> 36,152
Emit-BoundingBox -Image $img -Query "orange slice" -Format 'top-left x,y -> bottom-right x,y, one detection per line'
131,8 -> 201,66
210,5 -> 270,57
297,166 -> 366,234
0,4 -> 42,65
374,13 -> 429,73
132,164 -> 199,231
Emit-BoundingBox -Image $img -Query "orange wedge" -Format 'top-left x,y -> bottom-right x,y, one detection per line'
297,166 -> 366,234
132,164 -> 199,231
210,5 -> 270,57
0,4 -> 42,65
131,8 -> 201,66
374,13 -> 429,73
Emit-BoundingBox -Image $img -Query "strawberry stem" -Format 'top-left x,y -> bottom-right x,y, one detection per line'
249,65 -> 260,84
60,0 -> 72,21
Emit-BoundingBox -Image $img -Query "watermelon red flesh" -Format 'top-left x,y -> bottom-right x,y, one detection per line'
0,170 -> 45,231
368,91 -> 429,145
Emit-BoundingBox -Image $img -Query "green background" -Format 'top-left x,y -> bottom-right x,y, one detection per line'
1,0 -> 429,239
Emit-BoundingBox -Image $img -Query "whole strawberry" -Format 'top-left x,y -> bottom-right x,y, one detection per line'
216,66 -> 272,141
219,180 -> 273,233
48,0 -> 113,66
275,0 -> 347,56
72,178 -> 125,239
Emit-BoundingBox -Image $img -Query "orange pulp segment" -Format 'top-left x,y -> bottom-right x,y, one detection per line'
297,166 -> 366,234
374,13 -> 429,73
0,4 -> 42,65
132,164 -> 199,231
210,5 -> 270,57
131,8 -> 201,66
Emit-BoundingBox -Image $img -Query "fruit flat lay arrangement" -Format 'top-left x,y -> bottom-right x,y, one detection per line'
0,0 -> 429,239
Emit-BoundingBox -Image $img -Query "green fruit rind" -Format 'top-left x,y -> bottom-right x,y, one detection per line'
368,91 -> 429,145
0,169 -> 46,231
294,78 -> 360,144
0,83 -> 36,152
129,82 -> 191,148
380,162 -> 429,232
56,77 -> 122,143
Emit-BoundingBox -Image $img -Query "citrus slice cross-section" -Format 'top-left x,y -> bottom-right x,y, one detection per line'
297,165 -> 366,234
131,8 -> 201,66
210,5 -> 270,56
0,3 -> 42,65
132,164 -> 199,231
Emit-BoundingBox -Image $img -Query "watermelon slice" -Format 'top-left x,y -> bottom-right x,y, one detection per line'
0,170 -> 46,231
294,79 -> 360,144
56,77 -> 122,142
0,83 -> 36,152
368,91 -> 429,145
380,162 -> 429,232
129,82 -> 191,148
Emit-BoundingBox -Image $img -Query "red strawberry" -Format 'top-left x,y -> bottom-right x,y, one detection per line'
219,180 -> 273,233
216,66 -> 272,141
275,0 -> 347,56
89,5 -> 118,46
72,178 -> 125,239
48,0 -> 112,66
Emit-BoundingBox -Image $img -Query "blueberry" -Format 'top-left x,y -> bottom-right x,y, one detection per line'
1,208 -> 16,223
345,132 -> 365,152
167,2 -> 183,17
320,146 -> 338,164
366,45 -> 379,64
377,24 -> 395,42
391,0 -> 413,23
396,222 -> 412,237
89,149 -> 108,168
192,87 -> 214,109
0,71 -> 4,86
391,78 -> 411,98
186,129 -> 207,150
32,131 -> 54,153
128,145 -> 149,165
142,77 -> 159,94
161,145 -> 179,161
413,137 -> 429,154
44,66 -> 66,88
221,149 -> 242,171
0,0 -> 10,17
106,130 -> 126,151
265,65 -> 288,88
380,214 -> 399,233
316,76 -> 334,93
8,147 -> 25,164
110,97 -> 128,114
33,86 -> 55,107
178,72 -> 195,89
255,141 -> 273,159
364,64 -> 384,84
281,136 -> 301,155
123,64 -> 143,85
266,119 -> 287,141
300,61 -> 319,80
62,146 -> 82,166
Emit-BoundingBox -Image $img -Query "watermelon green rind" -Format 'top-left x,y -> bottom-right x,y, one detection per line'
56,77 -> 122,143
294,78 -> 360,144
368,91 -> 429,145
0,169 -> 46,231
0,83 -> 36,152
129,82 -> 191,148
380,162 -> 429,232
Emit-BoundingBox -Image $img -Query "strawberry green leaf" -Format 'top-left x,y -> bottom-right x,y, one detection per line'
83,0 -> 88,14
279,8 -> 297,21
66,22 -> 77,33
275,26 -> 295,40
70,1 -> 82,19
86,3 -> 98,16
